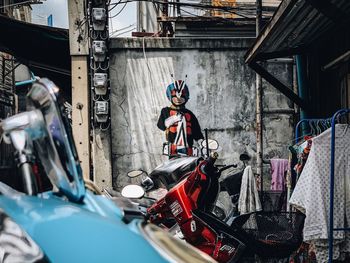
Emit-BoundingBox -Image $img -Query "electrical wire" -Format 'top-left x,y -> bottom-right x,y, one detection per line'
179,7 -> 253,21
100,122 -> 111,131
109,2 -> 128,19
109,0 -> 259,12
107,0 -> 274,22
109,0 -> 123,12
109,23 -> 135,37
108,0 -> 254,19
114,27 -> 136,37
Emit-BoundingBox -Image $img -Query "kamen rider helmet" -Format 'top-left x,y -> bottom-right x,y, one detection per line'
166,80 -> 189,106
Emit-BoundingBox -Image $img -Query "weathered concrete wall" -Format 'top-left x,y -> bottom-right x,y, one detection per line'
109,38 -> 294,189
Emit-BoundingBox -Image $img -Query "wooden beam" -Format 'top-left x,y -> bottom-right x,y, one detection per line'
71,56 -> 90,180
255,47 -> 304,61
92,129 -> 112,189
245,0 -> 298,64
249,61 -> 311,112
68,1 -> 89,56
68,1 -> 90,180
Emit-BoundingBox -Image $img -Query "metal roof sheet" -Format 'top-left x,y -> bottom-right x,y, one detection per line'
245,0 -> 350,63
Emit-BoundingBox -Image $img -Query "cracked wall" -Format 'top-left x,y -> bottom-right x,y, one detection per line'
109,38 -> 294,190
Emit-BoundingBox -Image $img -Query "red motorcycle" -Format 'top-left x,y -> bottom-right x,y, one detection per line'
147,153 -> 305,262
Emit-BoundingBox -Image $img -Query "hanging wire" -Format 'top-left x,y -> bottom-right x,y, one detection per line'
90,29 -> 100,40
108,0 -> 259,18
100,122 -> 111,131
109,2 -> 128,18
99,30 -> 109,40
98,61 -> 110,71
114,27 -> 136,37
109,0 -> 123,12
110,23 -> 136,37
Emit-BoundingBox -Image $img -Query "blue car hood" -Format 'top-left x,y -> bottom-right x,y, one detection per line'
0,193 -> 167,263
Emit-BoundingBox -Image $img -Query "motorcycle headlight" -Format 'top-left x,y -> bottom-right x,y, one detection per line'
139,222 -> 217,263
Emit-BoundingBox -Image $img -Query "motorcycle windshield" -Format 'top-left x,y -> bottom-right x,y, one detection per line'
153,156 -> 199,172
26,79 -> 85,202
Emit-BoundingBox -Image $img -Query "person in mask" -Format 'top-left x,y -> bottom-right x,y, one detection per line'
157,80 -> 204,157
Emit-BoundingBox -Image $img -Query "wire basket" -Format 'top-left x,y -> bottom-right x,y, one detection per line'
237,211 -> 305,259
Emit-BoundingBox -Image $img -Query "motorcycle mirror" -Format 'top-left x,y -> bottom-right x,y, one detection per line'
239,153 -> 251,161
121,185 -> 145,199
127,170 -> 144,178
201,139 -> 219,150
141,176 -> 154,191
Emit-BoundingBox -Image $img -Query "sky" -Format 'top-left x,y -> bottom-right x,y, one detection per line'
32,0 -> 136,37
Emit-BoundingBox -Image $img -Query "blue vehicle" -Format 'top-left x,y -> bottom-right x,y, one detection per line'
0,78 -> 216,263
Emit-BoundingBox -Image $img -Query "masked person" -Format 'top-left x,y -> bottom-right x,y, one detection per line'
157,80 -> 204,157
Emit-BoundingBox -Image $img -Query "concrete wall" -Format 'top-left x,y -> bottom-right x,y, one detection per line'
109,38 -> 294,189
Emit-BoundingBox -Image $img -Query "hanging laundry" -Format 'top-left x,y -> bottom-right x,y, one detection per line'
270,158 -> 289,191
288,242 -> 317,263
288,145 -> 298,191
294,138 -> 313,179
238,165 -> 262,214
289,124 -> 350,263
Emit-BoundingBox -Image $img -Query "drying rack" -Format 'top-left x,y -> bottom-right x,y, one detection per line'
295,118 -> 332,142
292,112 -> 350,262
289,117 -> 332,212
328,109 -> 350,262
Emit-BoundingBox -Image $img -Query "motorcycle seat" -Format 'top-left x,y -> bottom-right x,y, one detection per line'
150,156 -> 201,189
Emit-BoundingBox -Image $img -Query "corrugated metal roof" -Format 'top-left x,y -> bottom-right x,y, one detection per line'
245,0 -> 350,63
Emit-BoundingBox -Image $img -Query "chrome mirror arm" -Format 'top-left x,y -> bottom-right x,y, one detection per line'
1,110 -> 45,195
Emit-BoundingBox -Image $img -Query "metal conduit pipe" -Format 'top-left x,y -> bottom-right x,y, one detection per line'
295,55 -> 309,136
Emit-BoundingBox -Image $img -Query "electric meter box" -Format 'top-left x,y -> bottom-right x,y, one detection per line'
95,101 -> 109,123
92,8 -> 107,31
93,73 -> 108,95
92,41 -> 107,62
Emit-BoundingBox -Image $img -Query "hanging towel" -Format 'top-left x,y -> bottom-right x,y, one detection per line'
238,165 -> 262,214
270,158 -> 289,191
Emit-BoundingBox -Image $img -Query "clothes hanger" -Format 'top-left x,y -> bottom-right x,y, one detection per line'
316,120 -> 322,135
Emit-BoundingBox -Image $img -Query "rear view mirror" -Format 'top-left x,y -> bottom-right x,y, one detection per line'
239,153 -> 251,161
15,63 -> 36,86
127,170 -> 144,178
201,139 -> 219,150
121,185 -> 145,199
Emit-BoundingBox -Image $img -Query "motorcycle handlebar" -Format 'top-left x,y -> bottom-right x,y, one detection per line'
218,163 -> 238,173
201,153 -> 238,177
202,152 -> 218,175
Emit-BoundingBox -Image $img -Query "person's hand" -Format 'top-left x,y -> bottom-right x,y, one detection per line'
165,114 -> 182,128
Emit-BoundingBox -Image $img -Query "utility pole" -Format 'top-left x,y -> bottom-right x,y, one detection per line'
87,1 -> 113,190
256,0 -> 263,197
68,0 -> 90,180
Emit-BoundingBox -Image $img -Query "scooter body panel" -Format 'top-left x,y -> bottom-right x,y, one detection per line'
0,191 -> 167,263
165,180 -> 194,224
150,160 -> 246,262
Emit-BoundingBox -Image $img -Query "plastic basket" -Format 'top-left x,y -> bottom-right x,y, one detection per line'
237,211 -> 305,259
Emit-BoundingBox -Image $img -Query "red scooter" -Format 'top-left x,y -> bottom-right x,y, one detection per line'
147,153 -> 305,262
